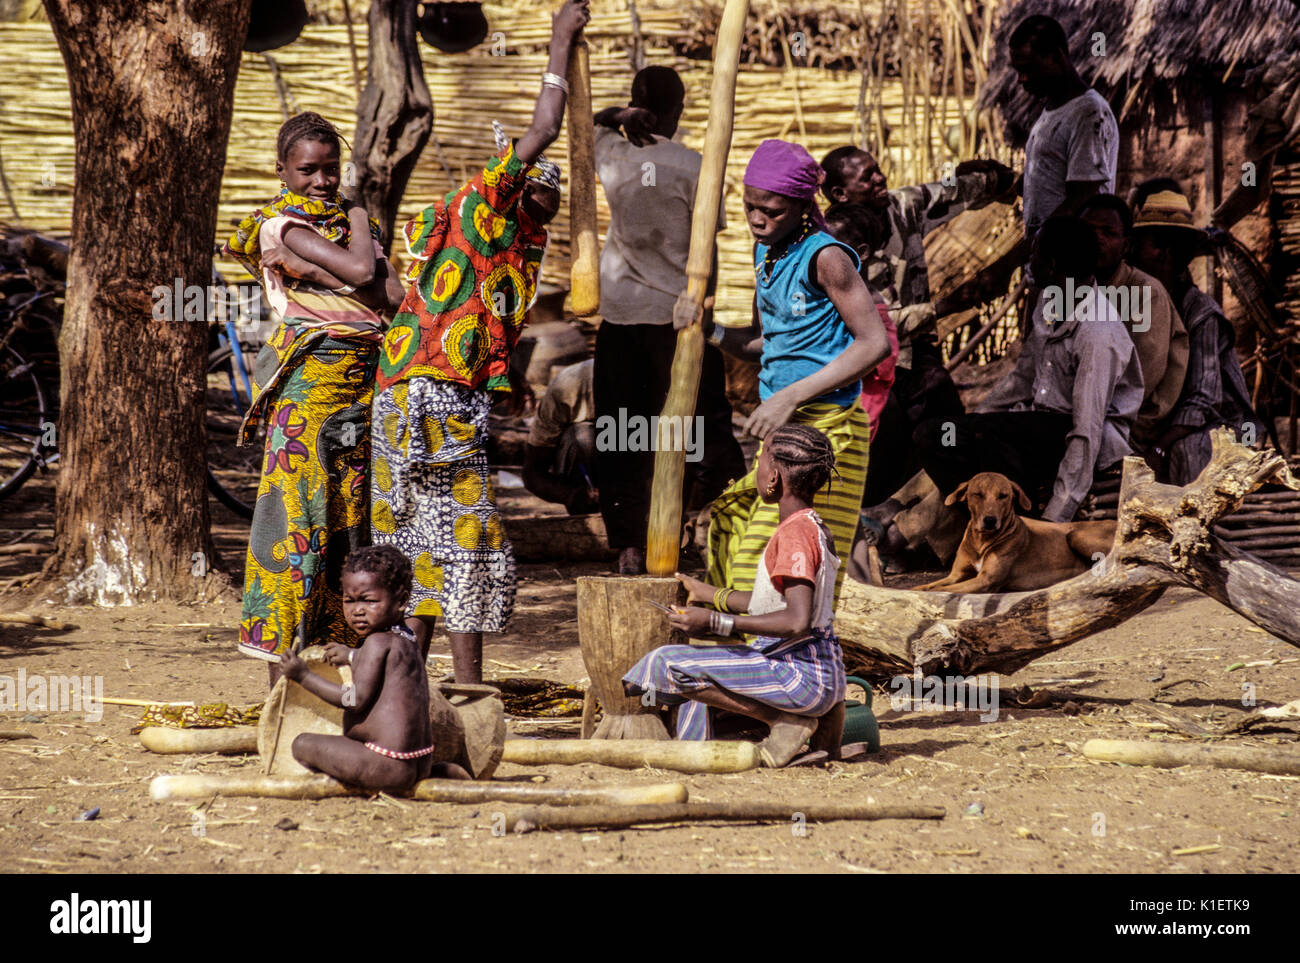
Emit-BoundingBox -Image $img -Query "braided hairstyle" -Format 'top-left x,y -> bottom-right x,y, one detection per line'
342,545 -> 412,599
767,424 -> 837,501
277,111 -> 344,163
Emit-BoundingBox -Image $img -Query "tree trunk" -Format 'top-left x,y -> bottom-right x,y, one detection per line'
352,0 -> 432,251
41,0 -> 251,604
835,430 -> 1300,680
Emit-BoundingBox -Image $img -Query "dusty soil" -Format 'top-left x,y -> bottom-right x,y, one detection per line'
2,471 -> 1299,875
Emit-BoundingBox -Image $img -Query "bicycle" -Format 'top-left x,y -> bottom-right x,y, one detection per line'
0,288 -> 60,501
203,277 -> 266,520
0,250 -> 269,520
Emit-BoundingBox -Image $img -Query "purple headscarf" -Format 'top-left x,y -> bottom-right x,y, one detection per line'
743,139 -> 828,230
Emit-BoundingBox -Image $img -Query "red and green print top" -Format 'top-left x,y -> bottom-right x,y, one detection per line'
376,143 -> 547,393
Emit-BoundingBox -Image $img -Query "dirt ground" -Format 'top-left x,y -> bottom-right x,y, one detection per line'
2,472 -> 1298,875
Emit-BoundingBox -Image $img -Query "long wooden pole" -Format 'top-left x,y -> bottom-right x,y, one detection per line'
566,37 -> 600,316
149,773 -> 689,806
509,800 -> 947,833
1083,739 -> 1300,777
501,737 -> 759,773
645,0 -> 750,576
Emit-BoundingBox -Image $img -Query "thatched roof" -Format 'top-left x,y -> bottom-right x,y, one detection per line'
980,0 -> 1300,145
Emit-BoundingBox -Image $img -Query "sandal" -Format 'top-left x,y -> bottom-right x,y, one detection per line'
758,713 -> 819,768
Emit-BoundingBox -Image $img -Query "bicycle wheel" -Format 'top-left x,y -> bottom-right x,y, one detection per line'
205,341 -> 262,518
0,344 -> 50,500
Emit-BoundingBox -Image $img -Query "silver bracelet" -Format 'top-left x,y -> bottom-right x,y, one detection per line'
541,72 -> 569,94
709,611 -> 735,637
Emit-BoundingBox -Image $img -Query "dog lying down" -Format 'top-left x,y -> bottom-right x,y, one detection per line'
917,472 -> 1117,594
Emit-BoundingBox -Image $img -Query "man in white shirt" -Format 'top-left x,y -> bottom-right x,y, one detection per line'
591,66 -> 744,574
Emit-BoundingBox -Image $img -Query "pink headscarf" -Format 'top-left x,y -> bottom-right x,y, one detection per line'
743,139 -> 828,230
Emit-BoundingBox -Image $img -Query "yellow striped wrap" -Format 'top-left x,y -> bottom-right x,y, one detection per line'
707,399 -> 869,606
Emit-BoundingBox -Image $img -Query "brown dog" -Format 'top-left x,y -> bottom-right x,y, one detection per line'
917,472 -> 1117,593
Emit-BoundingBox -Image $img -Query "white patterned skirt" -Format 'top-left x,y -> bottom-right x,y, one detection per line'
370,377 -> 516,633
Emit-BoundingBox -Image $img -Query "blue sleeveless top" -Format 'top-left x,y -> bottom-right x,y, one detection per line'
753,230 -> 860,407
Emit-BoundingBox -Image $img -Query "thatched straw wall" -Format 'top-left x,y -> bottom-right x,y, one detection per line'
0,11 -> 983,325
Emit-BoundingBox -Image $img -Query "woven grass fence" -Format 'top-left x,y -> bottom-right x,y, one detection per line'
0,1 -> 1002,328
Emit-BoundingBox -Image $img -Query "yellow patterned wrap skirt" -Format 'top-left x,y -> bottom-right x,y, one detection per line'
237,335 -> 378,661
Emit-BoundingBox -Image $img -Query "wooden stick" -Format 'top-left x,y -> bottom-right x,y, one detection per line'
509,800 -> 947,833
264,677 -> 288,774
0,613 -> 76,630
565,36 -> 600,316
0,730 -> 35,741
102,697 -> 196,708
945,277 -> 1026,371
0,542 -> 46,555
149,772 -> 688,806
1083,738 -> 1300,776
501,738 -> 759,773
645,0 -> 749,576
139,727 -> 259,755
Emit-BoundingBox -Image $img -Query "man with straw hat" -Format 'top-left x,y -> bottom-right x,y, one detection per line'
1128,180 -> 1263,485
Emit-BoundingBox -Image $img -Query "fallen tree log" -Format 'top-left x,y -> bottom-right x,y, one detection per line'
836,430 -> 1300,680
1082,738 -> 1300,776
509,800 -> 946,833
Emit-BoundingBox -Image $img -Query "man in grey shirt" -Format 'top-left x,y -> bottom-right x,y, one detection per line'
590,66 -> 744,574
915,216 -> 1143,522
961,14 -> 1119,299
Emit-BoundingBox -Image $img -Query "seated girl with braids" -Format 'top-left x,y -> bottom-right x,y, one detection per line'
279,545 -> 471,791
623,425 -> 847,768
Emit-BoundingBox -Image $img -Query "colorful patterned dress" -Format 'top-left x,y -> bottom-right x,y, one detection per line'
370,143 -> 547,631
232,215 -> 386,661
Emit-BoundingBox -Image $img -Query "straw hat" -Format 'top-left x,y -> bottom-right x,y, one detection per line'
1131,189 -> 1206,238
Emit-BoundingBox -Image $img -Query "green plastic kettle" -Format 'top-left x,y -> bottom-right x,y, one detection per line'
842,676 -> 880,752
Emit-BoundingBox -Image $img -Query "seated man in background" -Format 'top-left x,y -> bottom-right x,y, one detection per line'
522,359 -> 599,515
1079,193 -> 1188,446
1127,181 -> 1263,484
914,215 -> 1144,522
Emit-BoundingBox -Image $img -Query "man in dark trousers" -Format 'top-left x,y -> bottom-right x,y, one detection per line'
591,66 -> 744,574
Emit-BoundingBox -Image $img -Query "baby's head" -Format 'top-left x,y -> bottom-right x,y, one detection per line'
757,424 -> 837,504
275,111 -> 345,203
341,545 -> 412,639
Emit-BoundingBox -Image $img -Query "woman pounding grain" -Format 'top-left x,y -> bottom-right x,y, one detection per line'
370,0 -> 590,683
226,113 -> 405,679
680,139 -> 891,603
